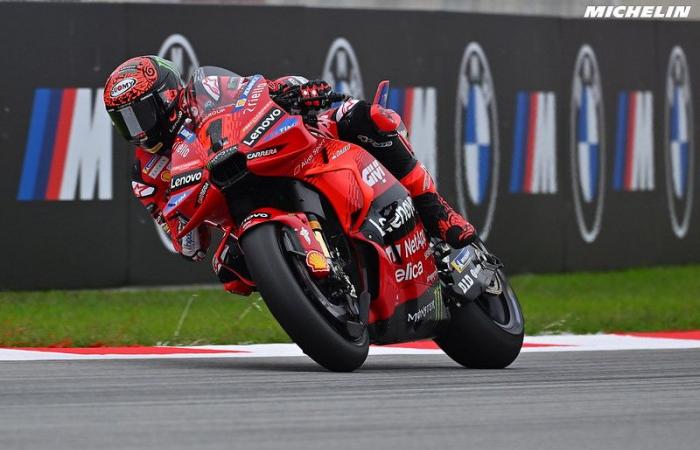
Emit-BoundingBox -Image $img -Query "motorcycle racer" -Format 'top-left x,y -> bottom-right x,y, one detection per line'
104,55 -> 476,295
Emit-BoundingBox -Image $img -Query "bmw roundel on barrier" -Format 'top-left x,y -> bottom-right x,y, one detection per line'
158,33 -> 199,83
570,44 -> 605,243
454,42 -> 499,241
322,37 -> 365,100
665,46 -> 694,239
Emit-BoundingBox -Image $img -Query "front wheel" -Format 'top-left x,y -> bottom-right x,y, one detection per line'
435,271 -> 524,369
241,223 -> 368,372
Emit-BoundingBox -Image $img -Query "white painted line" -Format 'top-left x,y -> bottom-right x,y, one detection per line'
1,333 -> 699,361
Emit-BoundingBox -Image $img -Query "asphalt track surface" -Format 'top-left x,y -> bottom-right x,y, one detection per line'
1,349 -> 699,450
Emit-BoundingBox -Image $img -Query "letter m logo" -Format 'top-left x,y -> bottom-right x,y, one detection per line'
509,91 -> 558,194
17,88 -> 112,201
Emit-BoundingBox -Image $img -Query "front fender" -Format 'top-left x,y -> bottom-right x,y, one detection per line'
238,208 -> 330,278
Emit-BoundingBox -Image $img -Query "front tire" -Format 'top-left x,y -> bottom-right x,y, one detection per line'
435,272 -> 524,369
241,223 -> 368,372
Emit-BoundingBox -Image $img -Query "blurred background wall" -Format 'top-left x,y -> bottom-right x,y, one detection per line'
0,0 -> 698,289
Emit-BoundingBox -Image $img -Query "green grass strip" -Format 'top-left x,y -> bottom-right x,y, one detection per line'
0,264 -> 698,347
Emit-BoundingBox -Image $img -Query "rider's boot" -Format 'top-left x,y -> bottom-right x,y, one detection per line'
399,160 -> 477,249
335,100 -> 476,248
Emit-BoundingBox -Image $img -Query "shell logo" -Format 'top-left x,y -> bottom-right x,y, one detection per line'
306,251 -> 329,272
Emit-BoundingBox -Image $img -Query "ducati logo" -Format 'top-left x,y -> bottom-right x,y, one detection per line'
570,44 -> 606,243
158,34 -> 200,82
322,37 -> 365,99
665,46 -> 694,239
454,42 -> 499,240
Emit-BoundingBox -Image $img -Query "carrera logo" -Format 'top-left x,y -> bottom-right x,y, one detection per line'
242,108 -> 284,147
170,169 -> 202,190
247,149 -> 278,160
362,160 -> 387,187
110,78 -> 136,98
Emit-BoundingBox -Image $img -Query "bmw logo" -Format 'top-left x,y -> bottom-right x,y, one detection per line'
570,44 -> 605,243
158,34 -> 200,83
322,37 -> 365,99
454,42 -> 499,240
665,46 -> 694,239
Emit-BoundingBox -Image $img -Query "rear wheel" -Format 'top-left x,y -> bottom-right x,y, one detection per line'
241,223 -> 368,372
435,253 -> 524,369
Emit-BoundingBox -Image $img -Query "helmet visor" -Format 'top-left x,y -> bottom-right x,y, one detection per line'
107,94 -> 162,146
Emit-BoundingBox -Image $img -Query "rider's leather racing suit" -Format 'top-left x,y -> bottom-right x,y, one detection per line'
130,73 -> 476,295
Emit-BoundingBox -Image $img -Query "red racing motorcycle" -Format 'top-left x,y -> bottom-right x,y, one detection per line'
167,67 -> 524,371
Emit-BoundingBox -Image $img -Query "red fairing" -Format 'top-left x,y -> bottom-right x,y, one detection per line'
369,104 -> 402,132
238,208 -> 330,279
131,146 -> 210,257
150,69 -> 443,338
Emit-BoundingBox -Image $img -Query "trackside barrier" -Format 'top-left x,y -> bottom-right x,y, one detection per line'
0,2 -> 697,289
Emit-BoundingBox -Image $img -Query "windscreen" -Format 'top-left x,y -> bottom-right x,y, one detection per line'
185,66 -> 243,126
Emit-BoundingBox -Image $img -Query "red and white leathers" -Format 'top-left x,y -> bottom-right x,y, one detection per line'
130,72 -> 476,296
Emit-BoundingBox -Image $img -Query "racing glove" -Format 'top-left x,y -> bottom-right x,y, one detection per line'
272,80 -> 334,112
299,80 -> 332,109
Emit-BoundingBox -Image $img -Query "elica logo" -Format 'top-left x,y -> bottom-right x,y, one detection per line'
613,91 -> 655,192
387,87 -> 438,180
362,160 -> 387,187
454,42 -> 499,240
158,34 -> 199,82
665,46 -> 694,239
395,261 -> 424,283
17,88 -> 112,201
243,108 -> 284,147
109,78 -> 135,98
510,91 -> 557,194
570,44 -> 605,243
322,37 -> 365,99
584,5 -> 691,19
170,170 -> 202,190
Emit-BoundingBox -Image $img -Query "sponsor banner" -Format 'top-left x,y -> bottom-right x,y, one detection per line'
0,3 -> 699,289
509,91 -> 557,194
17,88 -> 112,201
387,86 -> 438,178
613,91 -> 655,192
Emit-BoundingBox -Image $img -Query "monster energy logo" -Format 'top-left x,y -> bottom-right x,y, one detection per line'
153,56 -> 182,77
433,287 -> 446,321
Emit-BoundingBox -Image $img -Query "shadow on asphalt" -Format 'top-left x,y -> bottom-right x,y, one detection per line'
120,354 -> 519,373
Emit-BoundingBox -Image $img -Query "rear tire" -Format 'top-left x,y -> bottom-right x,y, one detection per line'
241,223 -> 368,372
435,272 -> 524,369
